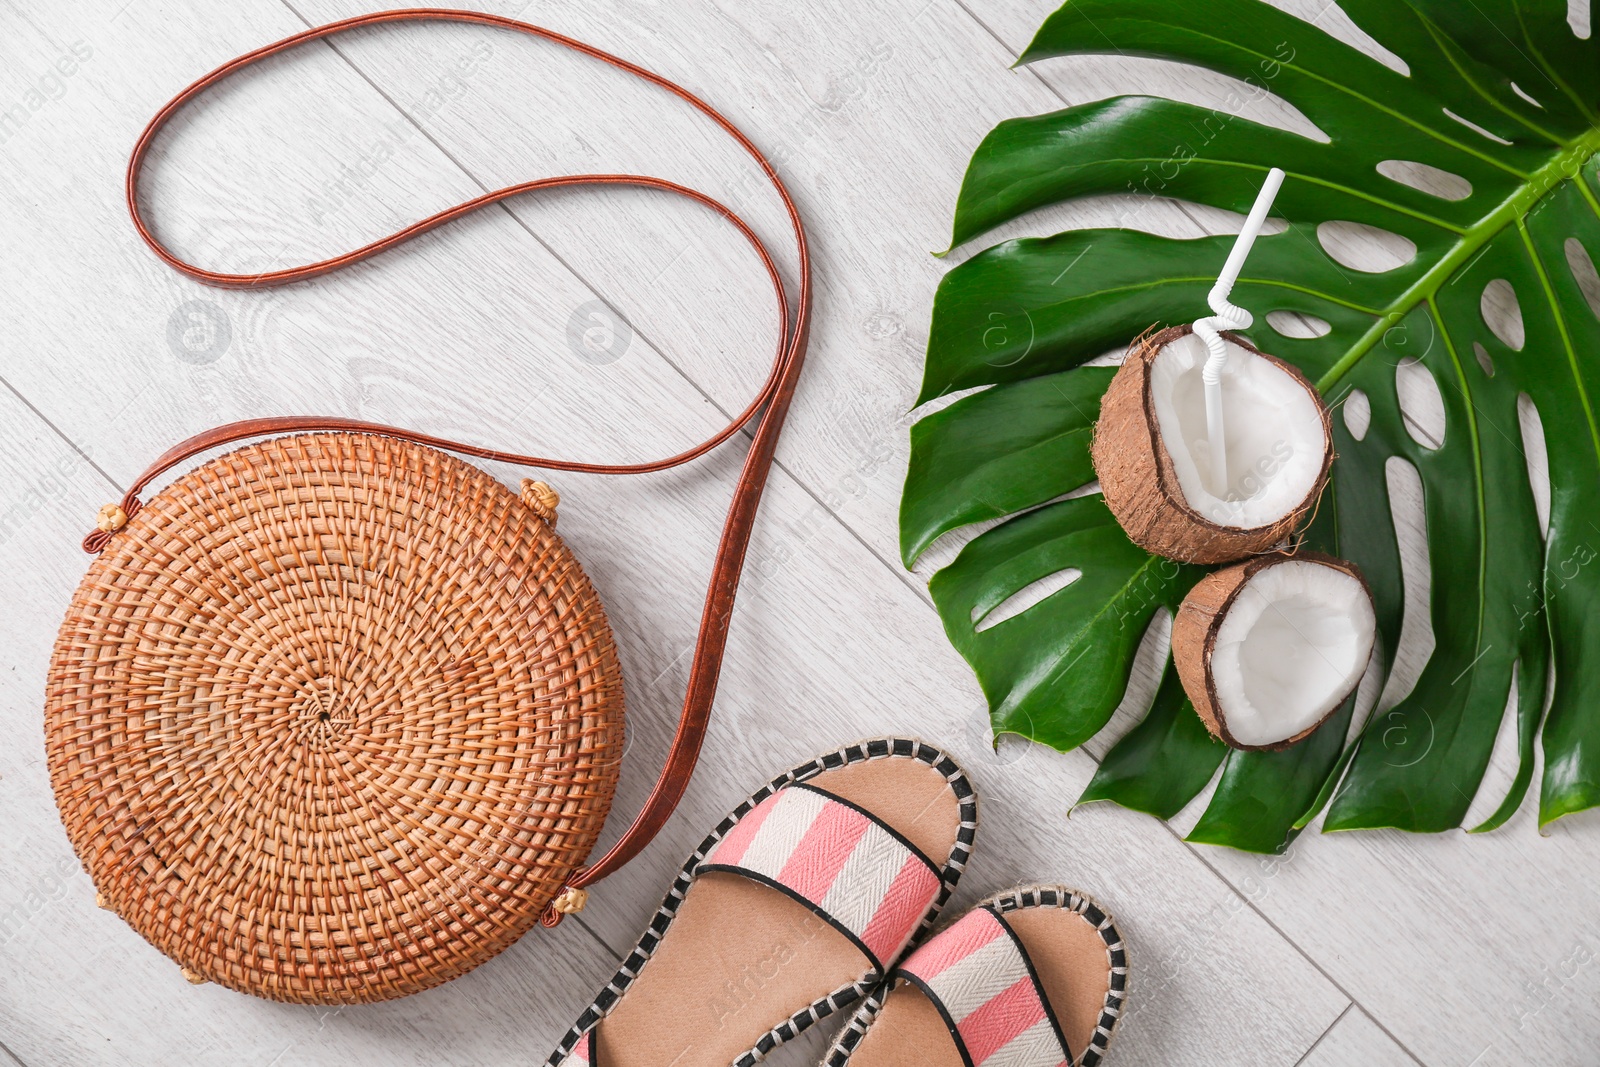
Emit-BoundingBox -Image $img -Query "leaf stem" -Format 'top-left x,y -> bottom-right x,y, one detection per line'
1316,134 -> 1600,393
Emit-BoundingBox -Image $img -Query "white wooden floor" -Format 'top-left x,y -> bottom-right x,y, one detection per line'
2,1 -> 1598,1064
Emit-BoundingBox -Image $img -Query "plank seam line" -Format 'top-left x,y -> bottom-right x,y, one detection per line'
0,377 -> 123,495
1170,824 -> 1431,1067
1290,1000 -> 1352,1067
0,1034 -> 32,1067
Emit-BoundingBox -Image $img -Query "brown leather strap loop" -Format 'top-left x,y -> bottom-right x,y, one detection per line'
109,8 -> 810,908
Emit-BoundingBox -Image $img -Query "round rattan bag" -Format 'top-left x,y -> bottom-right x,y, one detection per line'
45,433 -> 625,1002
47,7 -> 810,1007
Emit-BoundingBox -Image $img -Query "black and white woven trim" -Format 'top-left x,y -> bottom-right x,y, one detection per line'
819,984 -> 886,1066
989,886 -> 1127,1067
542,738 -> 979,1067
822,885 -> 1127,1067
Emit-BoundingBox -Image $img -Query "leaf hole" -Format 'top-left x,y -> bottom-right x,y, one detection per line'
1168,763 -> 1226,838
1316,220 -> 1417,273
1265,310 -> 1332,338
911,482 -> 1098,577
1565,237 -> 1600,323
1460,660 -> 1529,831
1303,5 -> 1409,75
1347,651 -> 1387,749
1519,393 -> 1550,539
1396,357 -> 1446,450
973,567 -> 1082,632
1375,160 -> 1473,201
1342,387 -> 1371,441
913,384 -> 991,418
1182,203 -> 1290,238
1480,278 -> 1526,350
1442,107 -> 1515,145
1572,0 -> 1591,39
1083,345 -> 1130,367
1378,457 -> 1432,713
1474,341 -> 1495,377
1510,82 -> 1545,109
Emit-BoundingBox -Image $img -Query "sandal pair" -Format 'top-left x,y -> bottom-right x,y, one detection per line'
545,739 -> 1126,1067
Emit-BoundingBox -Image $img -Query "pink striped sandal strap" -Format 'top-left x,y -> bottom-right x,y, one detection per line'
892,907 -> 1073,1067
697,783 -> 944,974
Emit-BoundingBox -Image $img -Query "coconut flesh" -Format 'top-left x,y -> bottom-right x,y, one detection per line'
1176,555 -> 1377,750
1093,325 -> 1334,564
1149,331 -> 1327,530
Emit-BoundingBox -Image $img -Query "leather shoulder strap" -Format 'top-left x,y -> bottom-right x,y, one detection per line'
94,8 -> 810,920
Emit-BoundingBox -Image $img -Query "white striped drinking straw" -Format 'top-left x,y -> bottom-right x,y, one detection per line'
1194,166 -> 1286,493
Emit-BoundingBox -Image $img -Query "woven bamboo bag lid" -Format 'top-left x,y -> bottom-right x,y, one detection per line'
44,10 -> 810,1004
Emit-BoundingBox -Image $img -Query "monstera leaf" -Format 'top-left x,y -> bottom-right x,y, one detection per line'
903,0 -> 1600,851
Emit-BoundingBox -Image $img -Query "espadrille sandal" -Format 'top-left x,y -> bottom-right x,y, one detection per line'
823,887 -> 1127,1067
546,739 -> 978,1067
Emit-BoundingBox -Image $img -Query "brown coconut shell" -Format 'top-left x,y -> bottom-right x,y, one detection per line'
1173,551 -> 1373,751
1092,324 -> 1334,565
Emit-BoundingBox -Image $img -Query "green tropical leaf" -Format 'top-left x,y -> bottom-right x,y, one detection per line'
1076,657 -> 1227,820
902,366 -> 1112,567
929,495 -> 1205,751
903,0 -> 1600,849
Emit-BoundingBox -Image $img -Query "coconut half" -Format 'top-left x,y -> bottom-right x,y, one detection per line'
1173,552 -> 1377,750
1093,324 -> 1334,564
